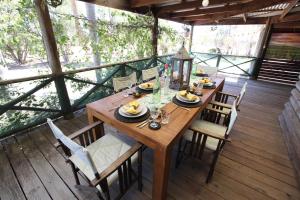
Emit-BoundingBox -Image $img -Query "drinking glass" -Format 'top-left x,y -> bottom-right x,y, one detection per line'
150,106 -> 160,122
124,83 -> 134,97
161,109 -> 170,124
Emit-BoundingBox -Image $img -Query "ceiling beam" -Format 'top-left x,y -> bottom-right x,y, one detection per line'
170,3 -> 247,18
157,0 -> 252,15
280,0 -> 298,19
193,11 -> 300,25
183,0 -> 292,22
78,0 -> 130,10
130,0 -> 178,8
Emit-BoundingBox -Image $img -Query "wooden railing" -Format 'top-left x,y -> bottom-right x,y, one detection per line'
0,55 -> 172,138
0,52 -> 257,138
191,52 -> 257,77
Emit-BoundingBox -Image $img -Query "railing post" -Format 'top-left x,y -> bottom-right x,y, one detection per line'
34,0 -> 73,119
152,10 -> 158,67
216,53 -> 222,71
252,18 -> 273,79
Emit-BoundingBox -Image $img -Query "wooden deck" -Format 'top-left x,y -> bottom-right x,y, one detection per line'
1,77 -> 299,200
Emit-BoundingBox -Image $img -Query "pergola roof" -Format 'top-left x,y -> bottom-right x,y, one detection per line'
79,0 -> 300,25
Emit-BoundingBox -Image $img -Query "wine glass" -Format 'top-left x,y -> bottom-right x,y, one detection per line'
124,83 -> 134,97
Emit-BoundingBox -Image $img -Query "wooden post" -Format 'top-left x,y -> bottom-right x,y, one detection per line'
188,25 -> 194,53
252,18 -> 273,79
152,13 -> 158,67
34,0 -> 73,119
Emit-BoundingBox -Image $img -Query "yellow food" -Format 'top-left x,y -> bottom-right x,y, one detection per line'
199,78 -> 211,84
125,106 -> 139,114
186,93 -> 197,101
196,69 -> 205,74
179,90 -> 188,97
141,82 -> 153,89
128,101 -> 139,109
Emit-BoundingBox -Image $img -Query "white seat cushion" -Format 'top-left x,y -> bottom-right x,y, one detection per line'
190,120 -> 227,138
184,129 -> 221,151
70,134 -> 137,185
184,120 -> 227,151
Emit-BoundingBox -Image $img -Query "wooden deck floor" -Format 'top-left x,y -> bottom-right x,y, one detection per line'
1,77 -> 299,200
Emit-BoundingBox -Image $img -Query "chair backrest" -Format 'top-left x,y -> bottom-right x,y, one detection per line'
237,82 -> 247,107
142,66 -> 159,81
225,100 -> 238,136
197,65 -> 218,76
47,118 -> 98,175
113,72 -> 137,92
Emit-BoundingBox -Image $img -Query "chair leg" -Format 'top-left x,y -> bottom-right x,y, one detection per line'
100,179 -> 110,200
175,136 -> 184,168
138,148 -> 143,192
206,141 -> 222,183
198,135 -> 207,160
96,191 -> 105,200
70,162 -> 80,185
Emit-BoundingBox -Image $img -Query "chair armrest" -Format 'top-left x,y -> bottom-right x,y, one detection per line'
205,107 -> 230,116
209,101 -> 232,109
90,142 -> 143,187
54,121 -> 103,148
217,91 -> 238,99
189,128 -> 231,142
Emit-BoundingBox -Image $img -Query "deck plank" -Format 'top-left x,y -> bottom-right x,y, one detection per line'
0,77 -> 299,200
16,134 -> 78,200
2,137 -> 52,200
0,143 -> 26,200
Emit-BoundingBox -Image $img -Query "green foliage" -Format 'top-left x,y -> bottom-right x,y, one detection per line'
0,0 -> 46,64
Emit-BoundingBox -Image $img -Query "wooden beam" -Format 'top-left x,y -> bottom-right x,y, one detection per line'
280,0 -> 298,19
157,0 -> 251,15
130,0 -> 178,7
243,13 -> 247,22
152,15 -> 159,56
272,11 -> 300,23
194,17 -> 267,25
188,25 -> 194,53
34,0 -> 73,119
78,0 -> 129,10
252,18 -> 273,79
183,0 -> 292,22
34,0 -> 61,74
169,2 -> 252,18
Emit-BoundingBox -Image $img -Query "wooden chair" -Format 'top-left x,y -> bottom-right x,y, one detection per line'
142,66 -> 159,82
176,100 -> 238,183
113,72 -> 137,92
47,119 -> 143,200
207,81 -> 247,114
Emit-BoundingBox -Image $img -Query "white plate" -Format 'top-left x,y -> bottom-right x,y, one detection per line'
138,84 -> 153,91
203,82 -> 214,87
119,105 -> 148,118
176,93 -> 200,104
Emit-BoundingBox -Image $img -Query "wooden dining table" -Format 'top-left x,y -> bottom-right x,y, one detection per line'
86,77 -> 225,200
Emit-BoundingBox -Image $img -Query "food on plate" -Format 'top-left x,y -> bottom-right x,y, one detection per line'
179,90 -> 188,97
128,101 -> 139,109
196,69 -> 205,74
199,78 -> 211,84
140,82 -> 153,89
186,93 -> 197,101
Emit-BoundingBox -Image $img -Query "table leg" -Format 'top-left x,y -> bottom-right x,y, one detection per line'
153,145 -> 172,200
87,108 -> 105,138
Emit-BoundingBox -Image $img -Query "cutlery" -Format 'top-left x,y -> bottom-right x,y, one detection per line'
139,120 -> 150,128
136,119 -> 148,127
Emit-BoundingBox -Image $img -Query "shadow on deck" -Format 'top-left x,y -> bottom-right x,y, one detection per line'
1,77 -> 299,200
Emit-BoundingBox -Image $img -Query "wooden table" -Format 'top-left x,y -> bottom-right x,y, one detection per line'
86,78 -> 225,199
